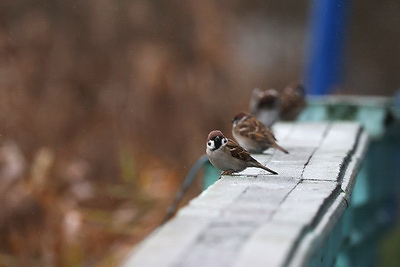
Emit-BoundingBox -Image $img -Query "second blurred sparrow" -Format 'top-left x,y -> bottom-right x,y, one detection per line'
232,112 -> 289,154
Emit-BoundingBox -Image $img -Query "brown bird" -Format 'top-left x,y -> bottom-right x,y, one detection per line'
249,88 -> 280,127
206,130 -> 278,175
232,112 -> 289,154
280,83 -> 306,121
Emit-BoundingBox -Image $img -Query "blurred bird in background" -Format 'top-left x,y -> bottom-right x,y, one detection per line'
250,83 -> 307,126
280,83 -> 307,121
249,88 -> 281,127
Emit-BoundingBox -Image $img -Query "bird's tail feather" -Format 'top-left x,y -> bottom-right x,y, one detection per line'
254,162 -> 278,175
274,143 -> 289,154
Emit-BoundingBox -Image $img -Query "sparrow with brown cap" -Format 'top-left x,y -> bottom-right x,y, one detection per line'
206,130 -> 278,175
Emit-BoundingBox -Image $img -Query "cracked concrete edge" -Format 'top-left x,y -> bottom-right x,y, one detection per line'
284,124 -> 369,267
340,130 -> 370,200
287,193 -> 348,267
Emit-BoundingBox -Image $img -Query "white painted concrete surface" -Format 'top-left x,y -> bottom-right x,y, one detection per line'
123,122 -> 369,267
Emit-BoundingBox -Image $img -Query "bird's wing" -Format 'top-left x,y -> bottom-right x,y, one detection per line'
238,117 -> 277,143
226,139 -> 254,162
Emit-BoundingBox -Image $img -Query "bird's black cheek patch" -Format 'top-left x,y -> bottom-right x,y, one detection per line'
213,138 -> 222,150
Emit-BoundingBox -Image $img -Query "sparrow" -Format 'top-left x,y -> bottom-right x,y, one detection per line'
232,112 -> 289,154
249,88 -> 280,127
280,83 -> 306,121
206,130 -> 278,175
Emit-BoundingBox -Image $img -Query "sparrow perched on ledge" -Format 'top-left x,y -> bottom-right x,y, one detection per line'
280,83 -> 306,121
249,88 -> 280,127
206,130 -> 278,175
232,112 -> 289,154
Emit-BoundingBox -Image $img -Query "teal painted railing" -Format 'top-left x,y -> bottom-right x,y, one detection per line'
298,96 -> 400,266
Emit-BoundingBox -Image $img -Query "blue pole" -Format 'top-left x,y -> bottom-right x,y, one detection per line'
306,0 -> 350,95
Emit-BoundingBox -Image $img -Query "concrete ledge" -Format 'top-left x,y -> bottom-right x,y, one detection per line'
123,122 -> 369,267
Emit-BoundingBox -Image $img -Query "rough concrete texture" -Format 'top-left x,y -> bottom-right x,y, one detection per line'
123,122 -> 369,267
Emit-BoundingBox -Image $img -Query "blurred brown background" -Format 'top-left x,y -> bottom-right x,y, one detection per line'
0,0 -> 399,266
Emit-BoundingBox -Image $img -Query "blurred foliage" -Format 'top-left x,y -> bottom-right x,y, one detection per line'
0,0 -> 398,265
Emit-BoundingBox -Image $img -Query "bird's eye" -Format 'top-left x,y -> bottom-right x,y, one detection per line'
222,138 -> 227,144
